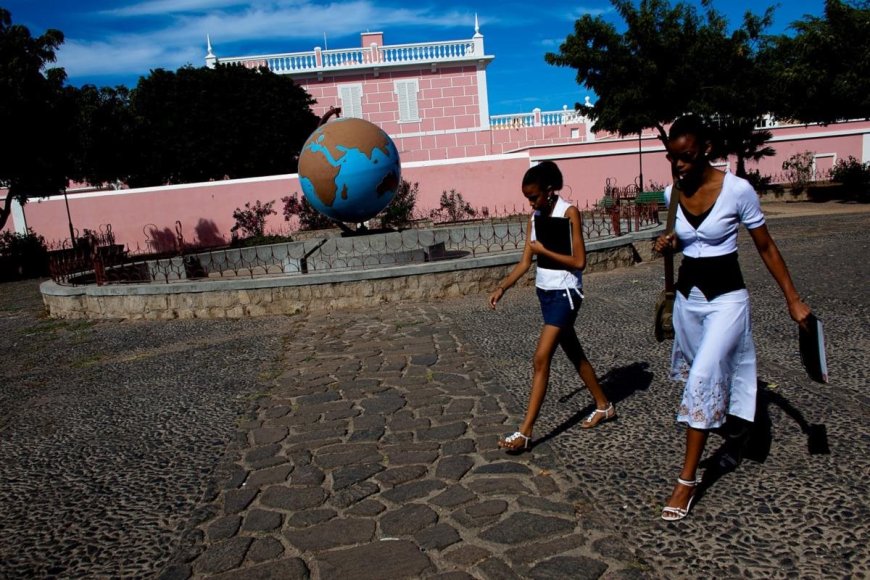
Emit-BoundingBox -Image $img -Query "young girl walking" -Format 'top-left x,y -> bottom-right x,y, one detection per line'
489,161 -> 615,452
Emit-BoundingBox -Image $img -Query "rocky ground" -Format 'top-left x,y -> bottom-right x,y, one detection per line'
0,203 -> 867,579
446,209 -> 870,578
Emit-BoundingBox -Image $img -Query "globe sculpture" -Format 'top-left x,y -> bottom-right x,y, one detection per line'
297,117 -> 401,224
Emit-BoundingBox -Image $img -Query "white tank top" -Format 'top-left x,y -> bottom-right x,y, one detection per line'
530,196 -> 583,291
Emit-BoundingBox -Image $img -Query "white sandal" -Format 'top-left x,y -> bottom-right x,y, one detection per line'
499,430 -> 531,452
661,477 -> 697,521
581,403 -> 616,429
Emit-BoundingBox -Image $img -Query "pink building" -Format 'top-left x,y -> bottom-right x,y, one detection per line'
5,23 -> 870,250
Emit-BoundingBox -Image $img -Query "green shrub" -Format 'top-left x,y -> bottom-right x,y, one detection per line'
231,200 -> 276,239
0,229 -> 49,280
281,193 -> 334,231
745,170 -> 773,192
377,179 -> 418,230
782,151 -> 815,192
431,189 -> 476,222
232,234 -> 293,248
830,156 -> 870,190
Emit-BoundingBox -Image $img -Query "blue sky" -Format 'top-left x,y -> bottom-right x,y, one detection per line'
5,0 -> 825,115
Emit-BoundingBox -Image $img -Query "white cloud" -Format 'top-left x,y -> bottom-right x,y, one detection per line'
54,0 -> 483,82
103,0 -> 266,18
56,38 -> 201,79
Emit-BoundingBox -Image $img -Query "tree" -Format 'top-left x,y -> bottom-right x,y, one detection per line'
0,8 -> 71,231
376,179 -> 419,230
431,190 -> 476,223
231,199 -> 276,239
69,85 -> 136,187
766,0 -> 870,124
281,193 -> 335,231
128,64 -> 318,187
545,0 -> 713,141
703,8 -> 778,177
545,0 -> 778,177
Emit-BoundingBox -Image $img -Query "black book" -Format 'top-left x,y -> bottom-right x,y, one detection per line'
534,216 -> 572,270
799,314 -> 829,384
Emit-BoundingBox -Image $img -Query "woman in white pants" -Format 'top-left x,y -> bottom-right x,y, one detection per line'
654,115 -> 811,521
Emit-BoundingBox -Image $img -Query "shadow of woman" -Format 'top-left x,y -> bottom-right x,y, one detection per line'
534,361 -> 654,446
696,379 -> 830,496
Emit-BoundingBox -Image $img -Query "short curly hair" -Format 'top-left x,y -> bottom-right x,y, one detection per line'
668,114 -> 711,145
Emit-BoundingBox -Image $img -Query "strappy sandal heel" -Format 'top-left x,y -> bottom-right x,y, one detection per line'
581,403 -> 616,429
661,477 -> 697,521
499,430 -> 531,452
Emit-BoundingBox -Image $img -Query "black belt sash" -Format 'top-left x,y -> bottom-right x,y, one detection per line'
677,252 -> 745,300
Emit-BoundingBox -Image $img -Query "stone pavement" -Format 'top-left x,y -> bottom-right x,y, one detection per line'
1,202 -> 868,579
168,205 -> 870,579
445,209 -> 870,578
163,303 -> 651,579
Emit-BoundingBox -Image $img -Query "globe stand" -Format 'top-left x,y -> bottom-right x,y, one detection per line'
337,222 -> 399,237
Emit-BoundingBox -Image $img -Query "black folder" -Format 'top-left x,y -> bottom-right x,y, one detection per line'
534,216 -> 572,270
799,314 -> 829,383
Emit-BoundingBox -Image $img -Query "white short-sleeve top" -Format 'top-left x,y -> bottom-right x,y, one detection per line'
664,172 -> 765,258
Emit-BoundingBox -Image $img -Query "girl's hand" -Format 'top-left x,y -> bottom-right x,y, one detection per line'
528,240 -> 543,255
654,232 -> 677,253
788,298 -> 811,326
488,287 -> 505,309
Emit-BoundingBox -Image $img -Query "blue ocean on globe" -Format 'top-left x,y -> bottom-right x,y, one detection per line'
297,118 -> 402,224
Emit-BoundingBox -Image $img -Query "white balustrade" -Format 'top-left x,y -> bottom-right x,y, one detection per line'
215,38 -> 479,74
381,40 -> 474,63
490,108 -> 587,130
321,48 -> 369,68
490,113 -> 535,130
267,53 -> 316,73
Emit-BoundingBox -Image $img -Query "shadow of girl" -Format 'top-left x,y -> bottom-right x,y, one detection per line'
535,361 -> 655,446
696,379 -> 830,498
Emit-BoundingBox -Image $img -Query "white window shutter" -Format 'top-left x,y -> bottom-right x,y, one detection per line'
394,79 -> 419,122
339,84 -> 363,118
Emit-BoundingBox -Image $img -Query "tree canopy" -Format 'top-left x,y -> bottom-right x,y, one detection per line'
765,0 -> 870,124
544,0 -> 778,178
68,85 -> 136,187
127,64 -> 318,188
545,0 -> 735,140
0,7 -> 70,230
0,7 -> 320,231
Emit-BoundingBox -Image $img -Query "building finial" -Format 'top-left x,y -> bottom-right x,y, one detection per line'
206,34 -> 217,68
474,13 -> 480,35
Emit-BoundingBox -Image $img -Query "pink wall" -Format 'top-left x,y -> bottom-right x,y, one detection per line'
14,157 -> 534,249
404,155 -> 533,215
744,124 -> 867,178
9,120 -> 870,249
20,176 -> 302,250
1,189 -> 12,236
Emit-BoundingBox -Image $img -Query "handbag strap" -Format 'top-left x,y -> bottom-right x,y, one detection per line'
663,186 -> 681,293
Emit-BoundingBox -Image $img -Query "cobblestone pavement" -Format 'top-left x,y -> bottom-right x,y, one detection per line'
446,209 -> 870,578
0,203 -> 867,579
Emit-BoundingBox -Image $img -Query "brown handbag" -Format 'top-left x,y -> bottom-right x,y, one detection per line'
654,186 -> 680,342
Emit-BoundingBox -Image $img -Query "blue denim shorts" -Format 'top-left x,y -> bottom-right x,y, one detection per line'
537,287 -> 583,328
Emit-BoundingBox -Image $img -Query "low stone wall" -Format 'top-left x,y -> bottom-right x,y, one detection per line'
40,229 -> 662,320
